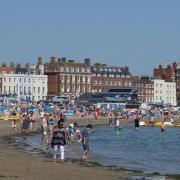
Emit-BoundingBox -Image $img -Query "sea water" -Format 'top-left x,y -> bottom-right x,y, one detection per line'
13,125 -> 180,174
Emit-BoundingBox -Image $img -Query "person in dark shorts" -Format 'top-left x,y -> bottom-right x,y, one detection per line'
80,124 -> 93,160
134,116 -> 140,131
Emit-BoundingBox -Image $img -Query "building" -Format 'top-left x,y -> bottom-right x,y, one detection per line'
1,74 -> 47,101
78,87 -> 139,109
31,75 -> 48,101
45,57 -> 91,99
133,76 -> 154,103
153,79 -> 176,106
91,64 -> 132,93
175,63 -> 180,93
0,66 -> 12,74
153,62 -> 177,82
9,57 -> 45,75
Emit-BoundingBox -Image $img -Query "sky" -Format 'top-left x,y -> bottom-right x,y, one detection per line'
0,0 -> 180,75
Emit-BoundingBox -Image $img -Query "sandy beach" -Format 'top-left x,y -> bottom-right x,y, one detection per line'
0,117 -> 136,180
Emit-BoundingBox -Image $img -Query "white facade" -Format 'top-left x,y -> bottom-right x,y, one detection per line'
153,79 -> 177,106
1,74 -> 47,101
31,75 -> 47,101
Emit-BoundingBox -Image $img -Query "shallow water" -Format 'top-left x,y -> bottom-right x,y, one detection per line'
12,125 -> 180,175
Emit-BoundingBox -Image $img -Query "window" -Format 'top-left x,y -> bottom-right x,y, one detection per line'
9,86 -> 11,93
61,75 -> 64,81
72,85 -> 75,92
28,79 -> 31,83
13,86 -> 16,93
66,85 -> 70,92
61,84 -> 64,92
28,87 -> 31,93
87,68 -> 90,73
87,85 -> 91,92
38,87 -> 40,93
66,75 -> 70,83
82,85 -> 86,92
87,77 -> 91,84
76,68 -> 79,72
77,76 -> 80,82
72,75 -> 75,82
14,78 -> 16,82
43,87 -> 45,94
24,78 -> 26,83
4,86 -> 6,93
113,81 -> 116,85
19,78 -> 21,82
4,78 -> 6,82
82,76 -> 86,82
9,78 -> 11,82
20,86 -> 22,94
33,87 -> 35,93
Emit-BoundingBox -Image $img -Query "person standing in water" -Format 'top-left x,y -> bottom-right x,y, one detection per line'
161,118 -> 165,132
80,124 -> 93,161
51,120 -> 69,163
134,115 -> 140,131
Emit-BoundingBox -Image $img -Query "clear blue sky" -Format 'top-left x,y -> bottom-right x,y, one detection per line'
0,0 -> 180,75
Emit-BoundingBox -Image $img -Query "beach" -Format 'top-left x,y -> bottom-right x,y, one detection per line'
0,118 -> 134,180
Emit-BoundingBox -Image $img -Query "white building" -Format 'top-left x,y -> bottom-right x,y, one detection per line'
31,75 -> 47,101
1,74 -> 47,101
153,79 -> 177,106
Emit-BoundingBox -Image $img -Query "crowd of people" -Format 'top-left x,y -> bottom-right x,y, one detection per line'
1,101 -> 180,162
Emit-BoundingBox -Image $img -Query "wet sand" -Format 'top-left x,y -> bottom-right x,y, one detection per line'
0,117 -> 134,180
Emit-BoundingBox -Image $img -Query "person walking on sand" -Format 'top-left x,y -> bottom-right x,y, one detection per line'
51,120 -> 69,163
80,124 -> 93,161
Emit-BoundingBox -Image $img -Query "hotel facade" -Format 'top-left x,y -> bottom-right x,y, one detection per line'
0,74 -> 47,101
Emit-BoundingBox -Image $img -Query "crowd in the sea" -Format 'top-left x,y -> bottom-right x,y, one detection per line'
1,101 -> 180,162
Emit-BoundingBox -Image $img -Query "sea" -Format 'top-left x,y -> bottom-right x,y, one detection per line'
10,124 -> 180,175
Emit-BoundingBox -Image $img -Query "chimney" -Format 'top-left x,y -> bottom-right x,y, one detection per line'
159,65 -> 162,69
61,57 -> 66,63
58,58 -> 62,63
124,66 -> 129,72
84,58 -> 91,66
37,57 -> 43,65
50,57 -> 56,63
167,64 -> 171,69
16,63 -> 21,68
172,62 -> 177,69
